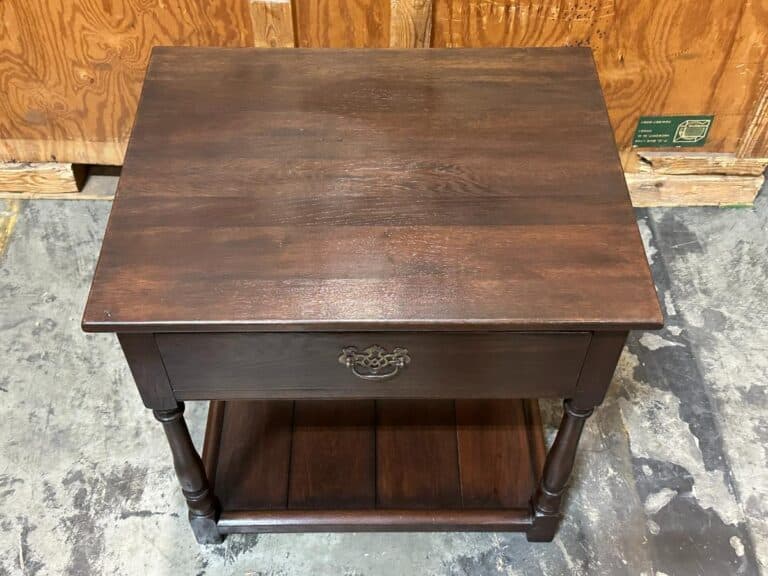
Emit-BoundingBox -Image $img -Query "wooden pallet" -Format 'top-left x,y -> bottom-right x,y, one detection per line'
0,163 -> 87,195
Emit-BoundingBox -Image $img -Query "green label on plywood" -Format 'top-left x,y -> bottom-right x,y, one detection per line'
632,115 -> 714,148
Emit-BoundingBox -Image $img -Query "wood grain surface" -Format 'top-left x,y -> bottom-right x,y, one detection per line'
625,173 -> 764,208
157,332 -> 591,398
0,163 -> 86,193
250,1 -> 295,47
432,0 -> 768,162
202,398 -> 545,529
739,74 -> 768,159
293,0 -> 389,47
635,153 -> 768,177
288,401 -> 376,508
213,401 -> 294,510
390,0 -> 433,48
0,0 -> 253,165
455,400 -> 535,508
3,0 -> 768,167
82,48 -> 662,333
376,400 -> 461,508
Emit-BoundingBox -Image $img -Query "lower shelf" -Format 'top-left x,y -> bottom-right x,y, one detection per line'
202,399 -> 546,532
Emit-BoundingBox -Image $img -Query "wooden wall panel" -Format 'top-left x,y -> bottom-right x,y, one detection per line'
740,77 -> 768,158
0,0 -> 254,165
390,0 -> 433,48
251,1 -> 296,47
293,0 -> 390,47
432,0 -> 768,161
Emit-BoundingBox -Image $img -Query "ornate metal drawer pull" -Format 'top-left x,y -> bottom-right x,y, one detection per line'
338,345 -> 410,381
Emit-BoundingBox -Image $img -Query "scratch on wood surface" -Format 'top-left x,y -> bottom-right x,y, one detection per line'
0,199 -> 21,257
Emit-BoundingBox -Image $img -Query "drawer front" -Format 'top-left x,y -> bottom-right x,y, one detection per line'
157,332 -> 590,400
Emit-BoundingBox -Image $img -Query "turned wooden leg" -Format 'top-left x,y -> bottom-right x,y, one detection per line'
154,402 -> 223,544
528,400 -> 593,542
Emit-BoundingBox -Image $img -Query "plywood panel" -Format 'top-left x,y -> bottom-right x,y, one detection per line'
293,0 -> 390,47
390,0 -> 433,48
432,0 -> 768,160
0,0 -> 253,165
251,0 -> 296,47
739,76 -> 768,158
4,0 -> 768,170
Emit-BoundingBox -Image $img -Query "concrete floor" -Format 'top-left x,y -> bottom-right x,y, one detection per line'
0,176 -> 766,575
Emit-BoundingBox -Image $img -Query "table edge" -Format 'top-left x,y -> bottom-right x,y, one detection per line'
81,318 -> 664,334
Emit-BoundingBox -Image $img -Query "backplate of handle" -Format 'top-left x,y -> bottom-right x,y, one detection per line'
338,345 -> 410,381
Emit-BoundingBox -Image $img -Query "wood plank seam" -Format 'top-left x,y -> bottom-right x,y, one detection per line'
453,399 -> 464,507
285,400 -> 297,509
568,331 -> 594,406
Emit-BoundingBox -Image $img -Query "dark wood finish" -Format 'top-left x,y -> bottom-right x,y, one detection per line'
211,401 -> 293,510
117,334 -> 177,409
288,400 -> 376,508
86,48 -> 661,543
201,399 -> 546,531
524,398 -> 548,487
573,331 -> 629,409
201,400 -> 226,489
82,48 -> 662,334
529,401 -> 593,542
526,330 -> 632,541
153,403 -> 222,544
456,400 -> 535,508
157,332 -> 591,400
376,400 -> 461,508
217,509 -> 532,533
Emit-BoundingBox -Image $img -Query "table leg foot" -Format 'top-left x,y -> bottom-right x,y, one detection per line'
528,400 -> 593,542
189,508 -> 224,545
526,512 -> 559,542
154,402 -> 223,545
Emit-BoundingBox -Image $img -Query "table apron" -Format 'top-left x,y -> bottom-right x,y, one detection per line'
155,331 -> 592,400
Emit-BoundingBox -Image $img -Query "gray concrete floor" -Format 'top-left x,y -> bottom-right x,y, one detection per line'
0,176 -> 766,575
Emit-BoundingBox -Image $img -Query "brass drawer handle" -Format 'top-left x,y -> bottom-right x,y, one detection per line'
338,345 -> 411,381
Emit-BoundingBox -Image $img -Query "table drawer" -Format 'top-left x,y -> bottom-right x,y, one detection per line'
157,332 -> 591,400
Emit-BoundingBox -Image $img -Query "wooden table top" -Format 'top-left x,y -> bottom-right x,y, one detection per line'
83,47 -> 662,333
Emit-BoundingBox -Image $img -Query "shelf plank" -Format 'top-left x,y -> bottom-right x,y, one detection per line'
376,400 -> 461,509
205,399 -> 544,531
289,400 -> 376,509
456,399 -> 535,508
214,401 -> 294,510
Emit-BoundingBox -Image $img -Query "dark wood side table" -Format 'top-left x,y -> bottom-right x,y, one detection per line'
83,47 -> 662,544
